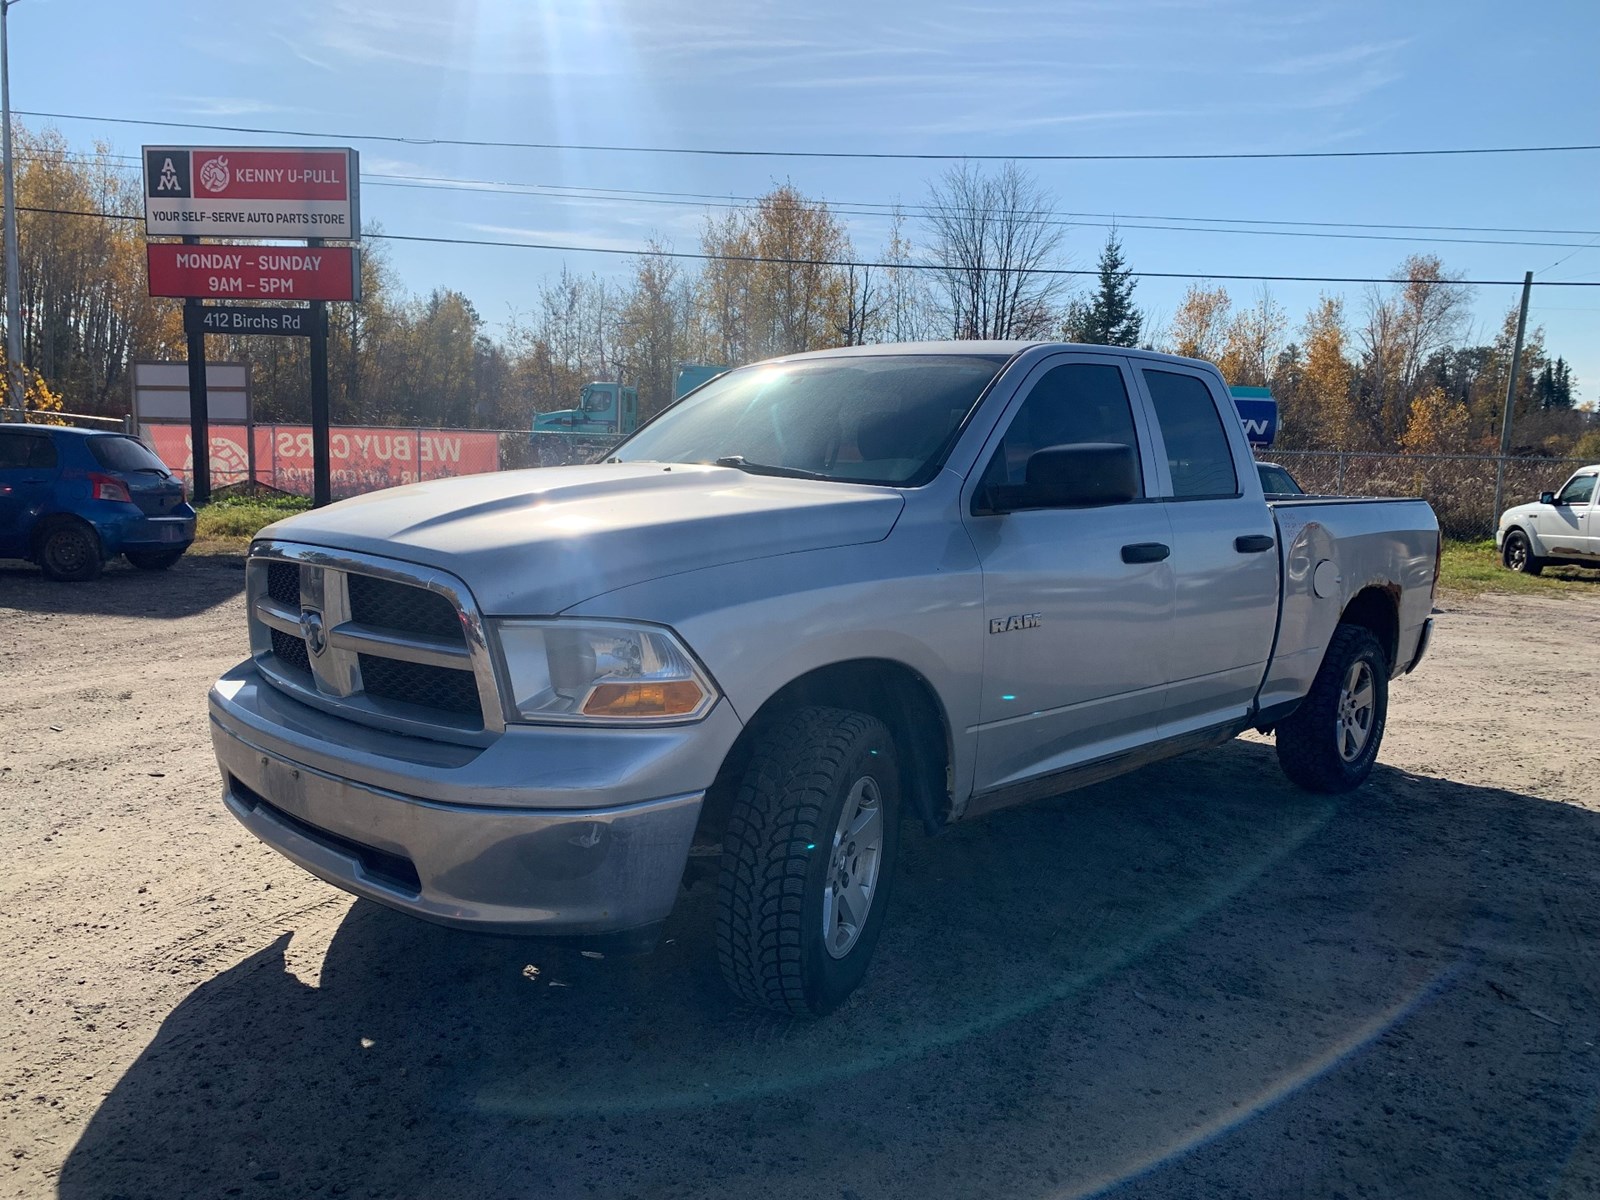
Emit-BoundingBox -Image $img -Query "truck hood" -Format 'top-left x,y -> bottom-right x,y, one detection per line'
257,463 -> 905,615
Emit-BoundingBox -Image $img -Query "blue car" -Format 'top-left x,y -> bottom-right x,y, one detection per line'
0,424 -> 196,581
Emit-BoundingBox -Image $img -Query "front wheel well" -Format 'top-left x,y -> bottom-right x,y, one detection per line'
699,659 -> 953,845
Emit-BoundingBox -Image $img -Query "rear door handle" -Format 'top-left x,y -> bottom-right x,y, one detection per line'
1235,534 -> 1276,553
1121,542 -> 1171,564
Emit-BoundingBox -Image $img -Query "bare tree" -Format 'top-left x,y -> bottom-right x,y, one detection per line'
1359,255 -> 1472,443
921,162 -> 1067,340
837,261 -> 883,346
880,207 -> 938,342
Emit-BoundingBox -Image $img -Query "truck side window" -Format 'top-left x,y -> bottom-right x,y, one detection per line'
982,363 -> 1141,491
1142,369 -> 1239,499
1556,473 -> 1595,506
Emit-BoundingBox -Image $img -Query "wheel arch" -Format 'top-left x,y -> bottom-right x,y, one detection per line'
1338,585 -> 1400,669
701,657 -> 954,843
1502,524 -> 1537,555
29,511 -> 101,561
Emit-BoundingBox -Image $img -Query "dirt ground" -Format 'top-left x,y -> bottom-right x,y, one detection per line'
3,553 -> 1599,1200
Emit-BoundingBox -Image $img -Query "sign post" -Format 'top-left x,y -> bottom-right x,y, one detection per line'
143,145 -> 360,507
181,237 -> 211,503
308,239 -> 332,508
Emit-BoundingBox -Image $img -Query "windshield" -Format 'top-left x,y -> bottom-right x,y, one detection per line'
88,434 -> 171,475
610,354 -> 1009,486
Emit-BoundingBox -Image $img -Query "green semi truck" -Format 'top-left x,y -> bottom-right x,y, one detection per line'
530,366 -> 726,466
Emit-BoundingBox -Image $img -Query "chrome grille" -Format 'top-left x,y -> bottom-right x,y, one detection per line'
270,627 -> 311,675
245,543 -> 505,743
358,654 -> 483,715
266,561 -> 300,607
347,573 -> 463,641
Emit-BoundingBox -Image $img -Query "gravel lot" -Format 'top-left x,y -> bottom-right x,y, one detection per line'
3,554 -> 1599,1200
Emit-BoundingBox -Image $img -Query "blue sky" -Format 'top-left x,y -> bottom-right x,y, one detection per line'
10,0 -> 1599,401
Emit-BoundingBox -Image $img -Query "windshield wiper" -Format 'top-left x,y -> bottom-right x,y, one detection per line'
713,455 -> 829,481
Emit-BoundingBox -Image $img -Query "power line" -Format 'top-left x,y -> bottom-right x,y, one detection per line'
17,108 -> 1600,163
31,149 -> 1600,245
361,178 -> 1600,251
24,203 -> 1600,288
361,173 -> 1600,238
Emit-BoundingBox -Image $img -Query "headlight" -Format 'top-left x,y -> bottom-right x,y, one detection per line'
492,619 -> 718,724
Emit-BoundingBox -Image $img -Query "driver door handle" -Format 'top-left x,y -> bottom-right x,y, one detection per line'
1235,534 -> 1276,553
1121,542 -> 1170,564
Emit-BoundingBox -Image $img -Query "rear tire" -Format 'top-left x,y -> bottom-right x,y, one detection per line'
1502,529 -> 1544,575
1275,623 -> 1389,793
716,706 -> 901,1016
125,547 -> 186,571
37,518 -> 103,582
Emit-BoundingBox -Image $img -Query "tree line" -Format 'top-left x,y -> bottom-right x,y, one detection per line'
6,123 -> 1594,458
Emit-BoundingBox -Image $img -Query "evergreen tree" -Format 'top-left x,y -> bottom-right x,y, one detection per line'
1062,234 -> 1142,346
1550,357 -> 1575,409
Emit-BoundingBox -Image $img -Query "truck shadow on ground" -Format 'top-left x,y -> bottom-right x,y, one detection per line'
0,552 -> 245,618
60,741 -> 1600,1200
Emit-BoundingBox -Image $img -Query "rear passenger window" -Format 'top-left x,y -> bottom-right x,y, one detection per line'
983,363 -> 1142,491
0,432 -> 56,469
1142,369 -> 1239,498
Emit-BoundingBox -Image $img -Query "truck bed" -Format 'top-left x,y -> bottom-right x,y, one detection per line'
1257,496 -> 1439,718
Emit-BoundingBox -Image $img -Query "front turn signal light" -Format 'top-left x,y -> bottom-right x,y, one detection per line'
582,680 -> 707,718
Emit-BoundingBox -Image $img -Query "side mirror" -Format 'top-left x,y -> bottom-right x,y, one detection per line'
984,443 -> 1140,513
1540,491 -> 1557,505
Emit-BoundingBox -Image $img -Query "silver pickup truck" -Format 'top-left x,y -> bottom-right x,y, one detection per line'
209,342 -> 1440,1016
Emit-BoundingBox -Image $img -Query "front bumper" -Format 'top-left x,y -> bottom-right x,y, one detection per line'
210,661 -> 729,936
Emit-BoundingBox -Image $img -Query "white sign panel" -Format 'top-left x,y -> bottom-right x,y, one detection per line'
132,361 -> 251,424
142,146 -> 360,240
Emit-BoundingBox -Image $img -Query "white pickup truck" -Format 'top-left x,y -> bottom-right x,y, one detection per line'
1497,464 -> 1600,573
209,342 -> 1440,1015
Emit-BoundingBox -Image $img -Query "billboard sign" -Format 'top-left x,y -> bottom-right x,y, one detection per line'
132,361 -> 250,425
184,304 -> 322,337
142,146 -> 359,240
1229,386 -> 1278,447
147,244 -> 361,301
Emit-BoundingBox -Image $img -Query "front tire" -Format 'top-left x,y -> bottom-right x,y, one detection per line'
37,518 -> 103,582
716,706 -> 901,1016
1275,623 -> 1389,793
1503,529 -> 1544,575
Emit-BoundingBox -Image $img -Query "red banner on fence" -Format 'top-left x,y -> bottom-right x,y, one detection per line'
144,423 -> 500,498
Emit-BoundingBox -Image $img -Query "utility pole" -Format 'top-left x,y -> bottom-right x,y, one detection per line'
1492,270 -> 1534,523
1,0 -> 24,424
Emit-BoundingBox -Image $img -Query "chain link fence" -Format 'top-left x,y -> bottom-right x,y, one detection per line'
1255,450 -> 1591,540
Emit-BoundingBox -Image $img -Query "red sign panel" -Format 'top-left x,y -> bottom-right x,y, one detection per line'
189,149 -> 352,201
147,244 -> 361,302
